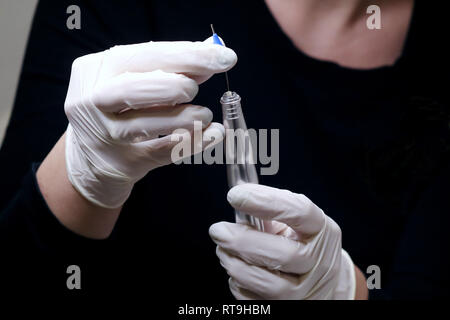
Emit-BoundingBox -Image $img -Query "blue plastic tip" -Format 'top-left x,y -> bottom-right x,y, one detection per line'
212,33 -> 223,46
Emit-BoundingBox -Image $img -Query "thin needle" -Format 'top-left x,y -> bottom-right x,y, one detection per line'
210,24 -> 231,92
224,72 -> 230,92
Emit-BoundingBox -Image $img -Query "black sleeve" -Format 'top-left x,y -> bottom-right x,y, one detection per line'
369,164 -> 450,299
0,163 -> 111,293
0,0 -> 154,293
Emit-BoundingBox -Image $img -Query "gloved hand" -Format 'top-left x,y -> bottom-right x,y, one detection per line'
64,40 -> 237,208
209,183 -> 356,300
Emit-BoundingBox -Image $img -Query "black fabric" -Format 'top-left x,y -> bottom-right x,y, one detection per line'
0,0 -> 449,299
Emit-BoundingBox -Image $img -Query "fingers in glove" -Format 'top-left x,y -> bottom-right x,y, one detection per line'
216,247 -> 298,300
97,41 -> 237,84
132,122 -> 225,167
228,278 -> 265,300
210,222 -> 315,274
227,183 -> 326,238
104,104 -> 213,143
168,121 -> 225,161
263,220 -> 293,237
201,122 -> 226,151
92,71 -> 199,113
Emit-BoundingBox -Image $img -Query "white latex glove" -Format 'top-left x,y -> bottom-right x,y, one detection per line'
64,40 -> 237,208
209,184 -> 356,300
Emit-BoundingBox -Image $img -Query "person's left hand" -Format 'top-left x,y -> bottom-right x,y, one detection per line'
209,183 -> 356,300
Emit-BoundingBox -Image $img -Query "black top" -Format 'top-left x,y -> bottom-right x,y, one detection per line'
0,0 -> 449,299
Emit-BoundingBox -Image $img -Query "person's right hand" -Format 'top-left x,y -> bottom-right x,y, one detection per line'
64,40 -> 237,208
